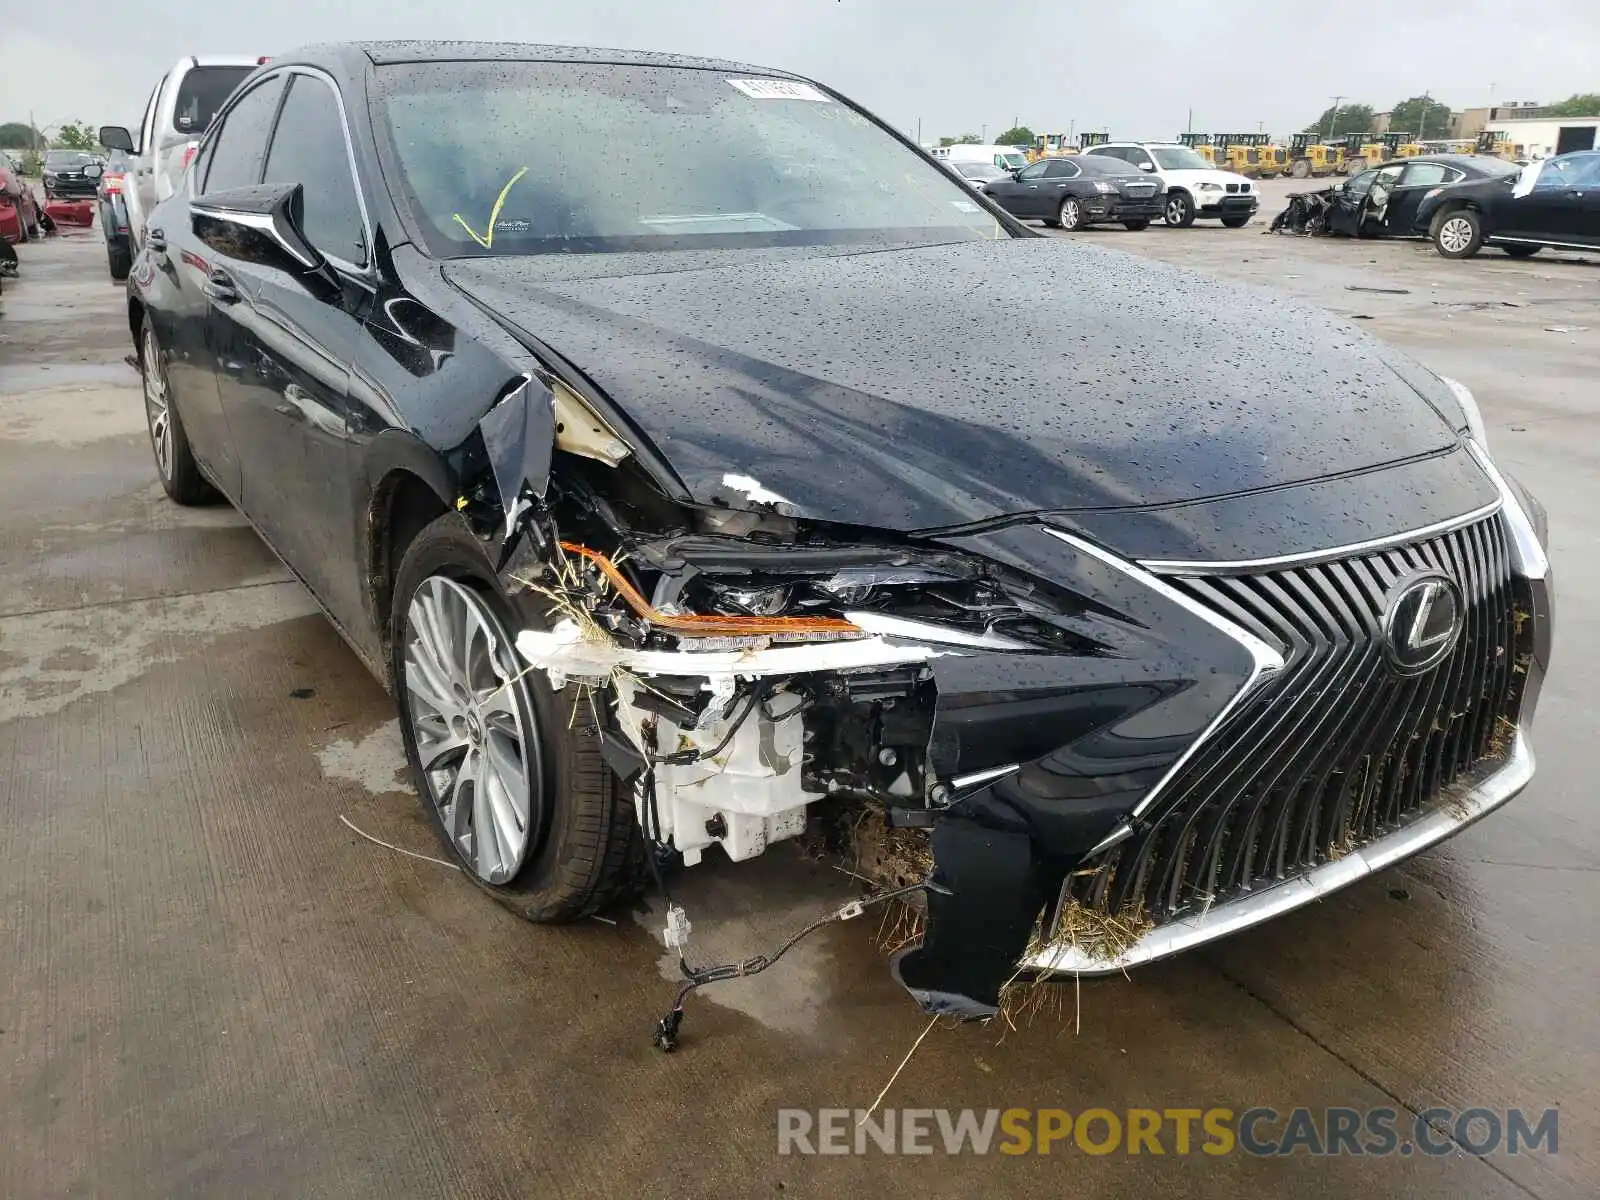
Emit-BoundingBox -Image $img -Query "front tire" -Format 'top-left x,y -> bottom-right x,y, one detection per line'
1163,191 -> 1196,228
139,318 -> 212,504
1291,159 -> 1311,179
392,514 -> 645,922
1431,208 -> 1483,259
1122,220 -> 1150,231
1221,214 -> 1252,228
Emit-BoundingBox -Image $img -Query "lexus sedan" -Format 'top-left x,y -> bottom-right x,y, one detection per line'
1418,150 -> 1600,258
119,41 -> 1553,1021
983,153 -> 1163,230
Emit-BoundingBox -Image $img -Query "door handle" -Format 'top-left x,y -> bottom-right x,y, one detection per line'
203,269 -> 239,305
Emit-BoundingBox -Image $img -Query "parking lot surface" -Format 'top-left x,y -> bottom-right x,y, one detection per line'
1,216 -> 1595,1199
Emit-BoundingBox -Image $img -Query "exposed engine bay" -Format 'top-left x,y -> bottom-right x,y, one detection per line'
457,369 -> 1545,1050
460,375 -> 1231,1036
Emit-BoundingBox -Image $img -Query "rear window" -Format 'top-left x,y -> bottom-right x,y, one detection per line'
172,66 -> 255,136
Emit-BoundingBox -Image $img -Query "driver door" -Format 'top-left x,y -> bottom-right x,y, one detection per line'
992,159 -> 1051,217
205,70 -> 374,635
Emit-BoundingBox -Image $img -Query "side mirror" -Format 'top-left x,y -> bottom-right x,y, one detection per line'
1138,162 -> 1155,172
83,161 -> 104,180
99,125 -> 135,153
190,182 -> 337,292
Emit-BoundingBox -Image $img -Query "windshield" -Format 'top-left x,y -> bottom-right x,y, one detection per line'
1150,147 -> 1213,171
958,162 -> 1007,181
996,150 -> 1027,170
45,151 -> 96,168
172,65 -> 255,135
376,61 -> 1003,256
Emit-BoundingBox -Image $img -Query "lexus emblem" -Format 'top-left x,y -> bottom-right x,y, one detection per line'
1381,573 -> 1463,675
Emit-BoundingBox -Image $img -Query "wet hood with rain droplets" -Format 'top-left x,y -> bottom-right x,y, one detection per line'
442,237 -> 1464,533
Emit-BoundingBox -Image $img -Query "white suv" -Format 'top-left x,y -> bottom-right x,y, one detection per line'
98,56 -> 265,251
1083,141 -> 1258,228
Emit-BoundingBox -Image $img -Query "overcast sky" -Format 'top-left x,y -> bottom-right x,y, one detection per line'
6,1 -> 1596,143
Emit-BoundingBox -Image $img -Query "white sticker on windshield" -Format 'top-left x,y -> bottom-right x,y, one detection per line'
727,78 -> 831,102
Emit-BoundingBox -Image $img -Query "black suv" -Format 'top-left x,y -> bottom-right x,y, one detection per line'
42,150 -> 103,199
1418,150 -> 1600,258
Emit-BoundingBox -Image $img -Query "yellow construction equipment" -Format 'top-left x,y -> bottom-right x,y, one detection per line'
1474,130 -> 1520,161
1287,133 -> 1339,178
1178,132 -> 1219,166
1031,132 -> 1076,159
1078,131 -> 1110,150
1338,132 -> 1386,173
1382,132 -> 1423,159
1214,133 -> 1278,177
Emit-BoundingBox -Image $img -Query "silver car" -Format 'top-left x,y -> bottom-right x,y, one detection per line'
99,55 -> 264,251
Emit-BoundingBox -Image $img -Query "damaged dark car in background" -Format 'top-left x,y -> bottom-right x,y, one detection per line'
120,42 -> 1554,1031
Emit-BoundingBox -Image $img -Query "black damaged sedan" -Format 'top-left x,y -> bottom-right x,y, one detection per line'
122,41 -> 1553,1021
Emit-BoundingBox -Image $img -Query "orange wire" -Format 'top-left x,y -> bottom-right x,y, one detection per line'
558,542 -> 861,636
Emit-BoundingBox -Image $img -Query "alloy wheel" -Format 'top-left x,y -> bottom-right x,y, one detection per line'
1438,216 -> 1474,255
1165,196 -> 1189,225
1060,198 -> 1081,230
142,329 -> 172,481
404,575 -> 540,885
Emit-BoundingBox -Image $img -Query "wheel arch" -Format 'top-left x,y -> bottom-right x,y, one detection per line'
365,439 -> 458,687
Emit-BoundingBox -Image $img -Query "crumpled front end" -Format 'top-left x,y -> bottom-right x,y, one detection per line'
465,377 -> 1550,1022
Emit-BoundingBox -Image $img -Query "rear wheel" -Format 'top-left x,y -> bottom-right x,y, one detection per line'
1502,244 -> 1541,259
1163,191 -> 1196,228
1431,208 -> 1483,259
392,514 -> 646,922
1122,220 -> 1150,231
1348,156 -> 1367,174
1058,197 -> 1084,231
140,318 -> 212,504
1291,158 -> 1312,178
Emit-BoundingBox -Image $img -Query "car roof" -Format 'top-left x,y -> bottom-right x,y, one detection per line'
346,40 -> 797,78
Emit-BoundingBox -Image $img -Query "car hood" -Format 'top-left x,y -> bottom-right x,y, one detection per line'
1162,168 -> 1252,188
442,237 -> 1458,532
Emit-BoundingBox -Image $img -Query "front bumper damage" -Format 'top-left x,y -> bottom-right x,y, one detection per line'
468,378 -> 1552,1027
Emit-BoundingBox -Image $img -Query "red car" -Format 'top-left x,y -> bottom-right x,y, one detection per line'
0,152 -> 44,243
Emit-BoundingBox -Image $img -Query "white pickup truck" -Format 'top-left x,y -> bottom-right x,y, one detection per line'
98,56 -> 265,252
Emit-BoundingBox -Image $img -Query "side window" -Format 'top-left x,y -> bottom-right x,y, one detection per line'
202,77 -> 286,193
261,74 -> 367,266
1017,160 -> 1050,180
1043,159 -> 1077,178
1088,147 -> 1122,162
1400,162 -> 1452,187
1127,148 -> 1154,168
1568,155 -> 1600,187
1346,169 -> 1376,196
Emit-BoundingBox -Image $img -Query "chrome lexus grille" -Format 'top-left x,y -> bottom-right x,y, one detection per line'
1064,514 -> 1529,924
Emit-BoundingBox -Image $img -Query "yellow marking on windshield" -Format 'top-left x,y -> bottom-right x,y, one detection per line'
451,167 -> 529,249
